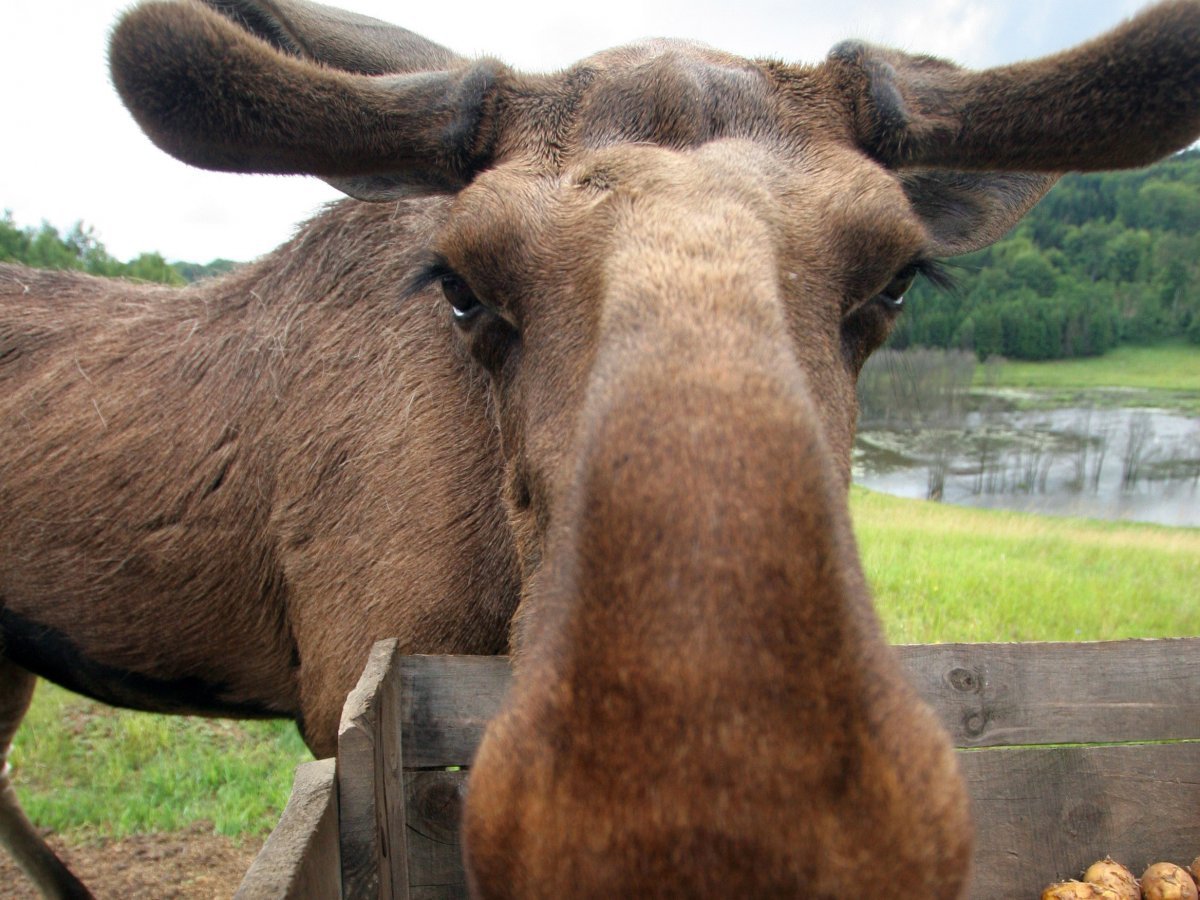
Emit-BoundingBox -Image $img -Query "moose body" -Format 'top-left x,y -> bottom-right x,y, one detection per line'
3,1 -> 1199,897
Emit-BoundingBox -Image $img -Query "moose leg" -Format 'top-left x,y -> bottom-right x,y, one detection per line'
0,657 -> 92,899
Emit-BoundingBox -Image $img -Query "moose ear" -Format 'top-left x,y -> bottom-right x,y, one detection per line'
110,1 -> 502,200
826,1 -> 1200,256
897,171 -> 1057,257
199,0 -> 462,74
827,1 -> 1200,173
197,0 -> 466,199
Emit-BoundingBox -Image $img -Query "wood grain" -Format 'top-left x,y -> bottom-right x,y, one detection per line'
337,638 -> 409,899
397,744 -> 1200,900
897,639 -> 1200,747
396,748 -> 1200,900
295,640 -> 1200,895
397,640 -> 1200,761
398,655 -> 511,769
405,771 -> 469,900
389,641 -> 1200,899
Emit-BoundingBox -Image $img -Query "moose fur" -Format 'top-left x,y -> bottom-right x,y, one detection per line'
2,0 -> 1199,896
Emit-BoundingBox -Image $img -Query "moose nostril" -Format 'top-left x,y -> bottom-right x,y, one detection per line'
516,481 -> 532,509
508,470 -> 533,510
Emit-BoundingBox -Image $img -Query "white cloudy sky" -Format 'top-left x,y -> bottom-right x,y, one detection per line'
3,0 -> 1149,263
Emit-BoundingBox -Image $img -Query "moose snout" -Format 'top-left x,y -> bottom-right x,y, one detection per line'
463,336 -> 973,898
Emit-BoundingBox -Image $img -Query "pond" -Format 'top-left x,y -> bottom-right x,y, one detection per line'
854,402 -> 1200,528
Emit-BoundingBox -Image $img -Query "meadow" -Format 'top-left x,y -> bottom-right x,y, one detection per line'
12,685 -> 309,839
854,487 -> 1199,644
979,340 -> 1200,397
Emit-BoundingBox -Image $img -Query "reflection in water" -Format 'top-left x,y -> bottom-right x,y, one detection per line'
854,405 -> 1200,528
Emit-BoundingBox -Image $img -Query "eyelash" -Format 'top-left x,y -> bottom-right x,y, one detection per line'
909,258 -> 955,293
875,258 -> 954,312
403,255 -> 458,300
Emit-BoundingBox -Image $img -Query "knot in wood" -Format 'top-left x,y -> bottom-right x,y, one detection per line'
948,666 -> 982,693
963,710 -> 990,738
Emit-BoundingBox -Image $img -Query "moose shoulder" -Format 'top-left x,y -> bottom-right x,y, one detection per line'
3,0 -> 1199,897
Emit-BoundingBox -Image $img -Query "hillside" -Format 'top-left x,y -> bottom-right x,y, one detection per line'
890,149 -> 1200,360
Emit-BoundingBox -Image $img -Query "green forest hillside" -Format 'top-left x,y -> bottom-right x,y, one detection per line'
0,210 -> 235,285
891,149 -> 1200,359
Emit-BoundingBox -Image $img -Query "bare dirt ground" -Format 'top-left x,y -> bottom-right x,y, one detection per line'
0,824 -> 261,899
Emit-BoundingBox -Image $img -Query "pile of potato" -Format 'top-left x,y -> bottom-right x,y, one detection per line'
1042,856 -> 1199,900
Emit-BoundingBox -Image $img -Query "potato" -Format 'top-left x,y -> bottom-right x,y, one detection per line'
1141,862 -> 1199,900
1082,857 -> 1139,900
1041,882 -> 1119,900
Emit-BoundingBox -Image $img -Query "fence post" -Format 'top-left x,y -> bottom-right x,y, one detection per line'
338,639 -> 409,899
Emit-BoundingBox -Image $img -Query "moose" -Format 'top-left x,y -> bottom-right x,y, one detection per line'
2,0 -> 1199,896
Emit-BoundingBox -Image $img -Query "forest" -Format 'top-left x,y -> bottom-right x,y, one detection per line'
0,210 -> 235,285
891,149 -> 1200,359
3,148 -> 1199,360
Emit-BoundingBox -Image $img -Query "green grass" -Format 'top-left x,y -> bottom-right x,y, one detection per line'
9,686 -> 310,840
850,486 -> 1200,644
980,340 -> 1200,393
8,488 -> 1198,842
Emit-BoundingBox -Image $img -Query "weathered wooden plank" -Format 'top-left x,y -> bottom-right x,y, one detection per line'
398,640 -> 1200,765
897,639 -> 1200,748
399,655 -> 512,769
397,745 -> 1200,900
338,639 -> 409,899
405,771 -> 469,899
248,640 -> 1200,896
962,742 -> 1200,900
235,758 -> 341,900
390,642 -> 1200,897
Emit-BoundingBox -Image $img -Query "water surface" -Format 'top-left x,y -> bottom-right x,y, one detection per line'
854,404 -> 1200,528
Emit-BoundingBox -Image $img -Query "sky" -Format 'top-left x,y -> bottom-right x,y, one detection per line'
3,0 -> 1150,264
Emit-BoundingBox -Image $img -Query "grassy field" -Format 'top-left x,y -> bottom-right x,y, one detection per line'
981,340 -> 1200,394
8,486 -> 1197,845
10,686 -> 310,840
851,487 -> 1200,644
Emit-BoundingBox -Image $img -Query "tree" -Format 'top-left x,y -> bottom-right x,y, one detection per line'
1131,180 -> 1200,233
885,150 -> 1200,360
0,212 -> 199,286
0,210 -> 31,262
126,252 -> 185,285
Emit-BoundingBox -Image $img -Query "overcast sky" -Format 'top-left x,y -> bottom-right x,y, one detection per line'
3,0 -> 1150,263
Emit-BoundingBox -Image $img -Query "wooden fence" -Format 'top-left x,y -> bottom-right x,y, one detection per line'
237,637 -> 1200,899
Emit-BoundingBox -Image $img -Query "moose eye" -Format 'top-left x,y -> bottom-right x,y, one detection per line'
874,259 -> 952,312
441,274 -> 483,322
879,265 -> 918,310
